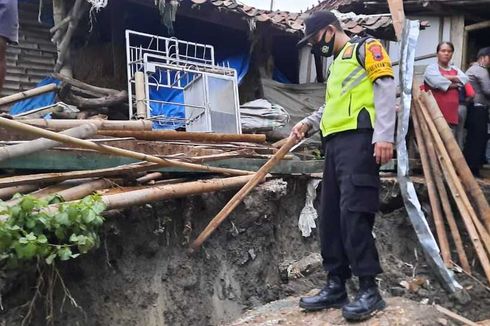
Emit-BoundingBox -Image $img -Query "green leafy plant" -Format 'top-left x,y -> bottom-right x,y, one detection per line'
0,194 -> 106,269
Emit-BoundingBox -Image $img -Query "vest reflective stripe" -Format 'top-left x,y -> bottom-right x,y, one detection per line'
320,42 -> 376,137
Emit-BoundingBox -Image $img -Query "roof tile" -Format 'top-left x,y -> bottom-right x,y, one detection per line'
186,0 -> 395,40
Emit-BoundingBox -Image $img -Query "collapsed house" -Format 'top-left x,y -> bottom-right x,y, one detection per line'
3,0 -> 399,136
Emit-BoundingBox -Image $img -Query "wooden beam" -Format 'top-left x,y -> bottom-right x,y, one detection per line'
53,73 -> 119,96
97,130 -> 267,143
386,0 -> 405,41
435,305 -> 479,326
59,84 -> 128,109
465,20 -> 490,31
54,0 -> 86,72
450,16 -> 465,68
50,16 -> 71,34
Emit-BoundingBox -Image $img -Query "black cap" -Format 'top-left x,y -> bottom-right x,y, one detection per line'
477,47 -> 490,58
297,11 -> 339,48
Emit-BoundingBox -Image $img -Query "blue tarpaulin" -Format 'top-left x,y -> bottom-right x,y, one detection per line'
9,77 -> 60,117
273,67 -> 291,84
150,53 -> 250,129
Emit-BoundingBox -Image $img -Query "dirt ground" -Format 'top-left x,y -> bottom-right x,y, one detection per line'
0,176 -> 489,325
230,296 -> 450,326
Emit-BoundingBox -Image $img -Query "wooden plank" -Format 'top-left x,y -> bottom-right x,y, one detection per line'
435,305 -> 479,326
387,0 -> 405,41
450,16 -> 465,68
97,130 -> 267,143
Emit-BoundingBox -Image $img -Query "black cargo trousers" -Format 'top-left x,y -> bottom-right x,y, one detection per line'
319,129 -> 383,280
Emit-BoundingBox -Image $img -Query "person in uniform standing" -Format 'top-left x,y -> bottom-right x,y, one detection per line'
291,11 -> 396,321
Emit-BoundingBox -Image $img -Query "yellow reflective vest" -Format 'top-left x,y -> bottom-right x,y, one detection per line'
320,41 -> 376,137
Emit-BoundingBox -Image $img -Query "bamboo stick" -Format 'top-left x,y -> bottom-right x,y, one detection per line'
97,130 -> 267,144
438,152 -> 490,260
415,106 -> 471,273
14,119 -> 153,131
136,172 -> 163,184
100,175 -> 255,209
0,151 -> 255,188
0,184 -> 39,200
0,84 -> 59,107
0,176 -> 257,222
28,175 -> 254,219
54,178 -> 115,202
0,118 -> 252,176
415,95 -> 490,284
191,136 -> 298,251
420,90 -> 490,232
135,72 -> 147,119
0,163 -> 155,187
411,106 -> 451,265
5,182 -> 81,206
0,124 -> 98,162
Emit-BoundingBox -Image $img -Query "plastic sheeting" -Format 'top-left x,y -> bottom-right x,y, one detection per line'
9,77 -> 61,117
240,99 -> 289,133
261,78 -> 324,143
150,53 -> 250,130
298,179 -> 321,237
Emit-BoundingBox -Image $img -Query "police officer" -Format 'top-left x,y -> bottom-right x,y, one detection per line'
291,11 -> 396,321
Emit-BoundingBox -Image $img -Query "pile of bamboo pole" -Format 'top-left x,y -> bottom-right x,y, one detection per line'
0,117 -> 284,222
412,85 -> 490,285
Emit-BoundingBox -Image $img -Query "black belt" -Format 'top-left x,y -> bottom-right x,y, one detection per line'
323,128 -> 373,142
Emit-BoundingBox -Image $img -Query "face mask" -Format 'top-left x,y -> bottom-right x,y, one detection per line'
311,30 -> 336,58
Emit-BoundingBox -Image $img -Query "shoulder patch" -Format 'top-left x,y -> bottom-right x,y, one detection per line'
342,44 -> 355,60
367,42 -> 384,61
364,40 -> 394,82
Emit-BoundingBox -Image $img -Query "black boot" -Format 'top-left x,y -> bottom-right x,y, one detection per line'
342,276 -> 385,321
299,275 -> 348,311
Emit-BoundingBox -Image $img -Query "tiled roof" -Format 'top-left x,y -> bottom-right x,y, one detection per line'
306,0 -> 360,12
189,0 -> 395,39
308,0 -> 490,17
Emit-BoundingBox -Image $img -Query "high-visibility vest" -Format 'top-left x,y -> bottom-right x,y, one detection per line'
320,41 -> 376,137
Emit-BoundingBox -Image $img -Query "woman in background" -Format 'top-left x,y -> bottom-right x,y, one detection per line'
424,42 -> 472,148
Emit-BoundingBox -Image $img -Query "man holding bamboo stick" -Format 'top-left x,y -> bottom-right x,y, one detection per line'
291,11 -> 396,321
